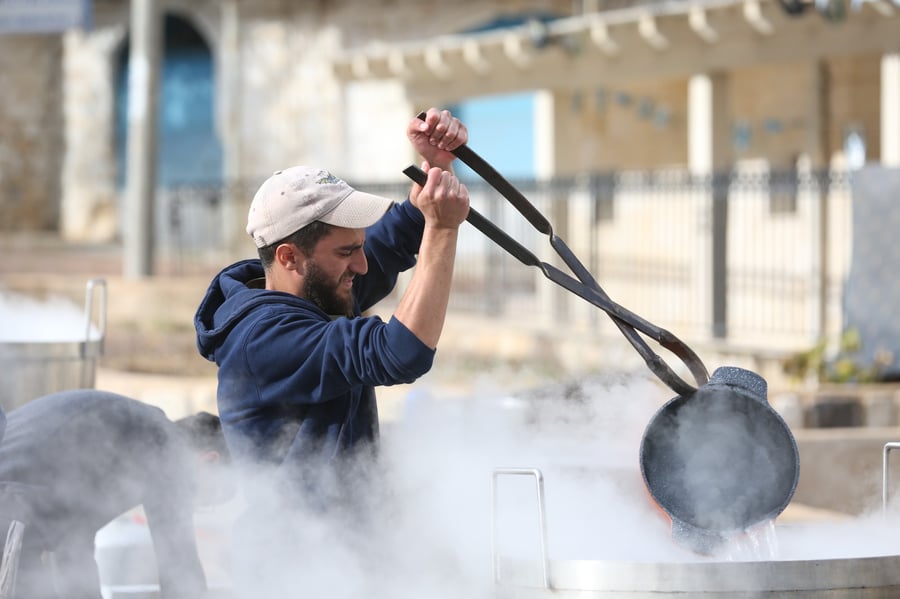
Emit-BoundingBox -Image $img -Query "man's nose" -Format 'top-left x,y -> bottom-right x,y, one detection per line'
350,251 -> 368,275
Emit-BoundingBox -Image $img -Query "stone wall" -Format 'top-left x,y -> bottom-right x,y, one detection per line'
0,35 -> 64,231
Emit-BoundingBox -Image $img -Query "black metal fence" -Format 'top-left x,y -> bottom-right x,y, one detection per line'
158,167 -> 855,353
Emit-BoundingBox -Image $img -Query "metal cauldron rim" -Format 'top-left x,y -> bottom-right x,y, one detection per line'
498,553 -> 900,594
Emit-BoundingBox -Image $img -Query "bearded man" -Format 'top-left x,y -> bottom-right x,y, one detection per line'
193,108 -> 470,596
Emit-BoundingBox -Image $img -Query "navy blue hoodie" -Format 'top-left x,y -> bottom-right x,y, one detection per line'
195,200 -> 434,499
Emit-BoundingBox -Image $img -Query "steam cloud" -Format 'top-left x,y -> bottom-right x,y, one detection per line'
8,288 -> 900,594
97,372 -> 900,596
0,288 -> 100,342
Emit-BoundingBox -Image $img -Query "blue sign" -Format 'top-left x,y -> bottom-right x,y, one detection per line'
0,0 -> 92,34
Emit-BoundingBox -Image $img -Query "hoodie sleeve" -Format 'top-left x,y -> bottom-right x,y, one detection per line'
353,199 -> 425,312
243,309 -> 434,409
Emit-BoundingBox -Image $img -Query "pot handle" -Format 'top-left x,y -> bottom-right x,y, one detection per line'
884,442 -> 900,515
81,278 -> 107,358
707,366 -> 768,403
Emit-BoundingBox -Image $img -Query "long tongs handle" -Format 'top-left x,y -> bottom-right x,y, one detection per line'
412,112 -> 709,394
403,164 -> 708,396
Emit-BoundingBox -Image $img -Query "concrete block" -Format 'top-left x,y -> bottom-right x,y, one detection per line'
793,427 -> 900,515
864,392 -> 896,427
807,395 -> 863,428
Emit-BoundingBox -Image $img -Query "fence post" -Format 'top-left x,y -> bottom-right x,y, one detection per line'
485,193 -> 505,316
711,171 -> 729,339
551,184 -> 570,324
813,169 -> 830,343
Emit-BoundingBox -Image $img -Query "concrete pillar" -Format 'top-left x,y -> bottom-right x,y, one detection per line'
806,61 -> 830,169
123,0 -> 162,278
61,29 -> 120,242
864,391 -> 896,427
808,61 -> 830,342
688,73 -> 731,339
567,180 -> 598,329
219,0 -> 247,258
533,90 -> 565,328
881,52 -> 900,167
534,90 -> 555,180
688,73 -> 731,174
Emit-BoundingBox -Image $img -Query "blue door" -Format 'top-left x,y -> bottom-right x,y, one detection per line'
115,15 -> 223,187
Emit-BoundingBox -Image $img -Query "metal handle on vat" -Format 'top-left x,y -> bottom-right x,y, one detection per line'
0,520 -> 25,598
81,278 -> 107,358
883,442 -> 900,516
490,468 -> 550,589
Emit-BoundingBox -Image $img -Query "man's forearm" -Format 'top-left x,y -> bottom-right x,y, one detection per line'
393,225 -> 459,349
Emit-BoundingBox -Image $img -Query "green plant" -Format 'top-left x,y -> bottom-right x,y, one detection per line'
781,328 -> 891,384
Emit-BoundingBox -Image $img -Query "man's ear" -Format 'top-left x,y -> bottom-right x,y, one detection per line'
274,243 -> 302,272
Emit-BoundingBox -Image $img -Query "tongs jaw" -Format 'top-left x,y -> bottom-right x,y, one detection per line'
404,115 -> 709,396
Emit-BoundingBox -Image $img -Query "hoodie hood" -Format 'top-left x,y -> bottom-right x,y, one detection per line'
195,259 -> 316,361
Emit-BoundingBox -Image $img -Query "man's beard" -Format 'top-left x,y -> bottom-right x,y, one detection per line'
303,261 -> 355,318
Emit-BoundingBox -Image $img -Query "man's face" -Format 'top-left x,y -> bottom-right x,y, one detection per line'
301,227 -> 368,317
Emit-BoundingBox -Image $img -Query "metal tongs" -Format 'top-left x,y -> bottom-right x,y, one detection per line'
403,117 -> 710,396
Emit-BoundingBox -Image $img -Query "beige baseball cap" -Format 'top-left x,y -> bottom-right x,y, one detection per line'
246,166 -> 395,248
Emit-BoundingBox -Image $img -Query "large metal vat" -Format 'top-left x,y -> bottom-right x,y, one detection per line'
0,278 -> 106,411
496,554 -> 900,598
491,463 -> 900,598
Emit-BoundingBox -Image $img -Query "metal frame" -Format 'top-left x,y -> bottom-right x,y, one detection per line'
490,467 -> 550,589
0,521 -> 25,599
82,277 -> 108,358
883,442 -> 900,515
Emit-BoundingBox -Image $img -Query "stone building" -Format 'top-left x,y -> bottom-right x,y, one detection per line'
1,0 -> 899,378
2,0 -> 898,240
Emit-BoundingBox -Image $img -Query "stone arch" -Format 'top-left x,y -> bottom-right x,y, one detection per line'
113,11 -> 222,188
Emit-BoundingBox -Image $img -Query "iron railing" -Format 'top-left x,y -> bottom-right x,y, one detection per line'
155,167 -> 855,354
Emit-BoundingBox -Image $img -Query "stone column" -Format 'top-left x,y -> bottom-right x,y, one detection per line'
805,61 -> 830,169
807,61 -> 830,343
688,73 -> 730,175
881,51 -> 900,167
533,90 -> 567,329
218,0 -> 247,258
123,0 -> 162,278
61,28 -> 122,242
688,72 -> 731,339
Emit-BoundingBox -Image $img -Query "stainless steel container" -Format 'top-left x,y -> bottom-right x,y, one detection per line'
496,554 -> 900,598
0,278 -> 106,411
491,463 -> 900,598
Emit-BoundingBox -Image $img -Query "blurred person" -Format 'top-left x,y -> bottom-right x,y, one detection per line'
0,389 -> 233,599
193,108 -> 470,594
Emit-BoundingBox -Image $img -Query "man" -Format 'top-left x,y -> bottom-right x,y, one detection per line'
0,389 -> 232,599
195,108 -> 467,489
193,108 -> 469,592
